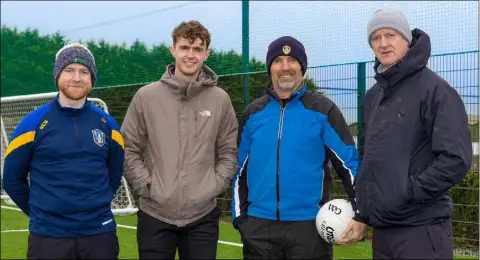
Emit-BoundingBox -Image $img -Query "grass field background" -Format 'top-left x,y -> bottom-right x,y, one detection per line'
1,202 -> 477,259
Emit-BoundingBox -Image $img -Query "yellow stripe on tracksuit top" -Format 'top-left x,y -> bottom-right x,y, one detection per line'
5,131 -> 36,157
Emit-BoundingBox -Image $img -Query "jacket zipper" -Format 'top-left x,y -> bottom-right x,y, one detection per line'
276,102 -> 287,220
195,110 -> 198,138
72,115 -> 80,146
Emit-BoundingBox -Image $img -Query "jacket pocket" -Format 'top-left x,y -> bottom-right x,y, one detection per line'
408,140 -> 430,174
138,150 -> 157,199
138,176 -> 152,199
189,167 -> 219,210
407,140 -> 435,202
370,168 -> 411,216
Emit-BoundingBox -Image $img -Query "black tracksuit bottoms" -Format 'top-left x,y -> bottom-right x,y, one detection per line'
237,216 -> 333,259
137,206 -> 221,259
27,230 -> 119,259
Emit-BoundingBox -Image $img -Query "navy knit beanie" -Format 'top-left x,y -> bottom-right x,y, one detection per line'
266,36 -> 307,76
53,43 -> 97,86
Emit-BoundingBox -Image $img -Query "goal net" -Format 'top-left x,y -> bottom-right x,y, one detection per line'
1,92 -> 137,215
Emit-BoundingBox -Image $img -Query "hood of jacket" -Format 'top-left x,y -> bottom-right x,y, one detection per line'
160,63 -> 218,101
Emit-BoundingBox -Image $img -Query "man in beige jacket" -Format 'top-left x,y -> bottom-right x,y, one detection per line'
121,20 -> 238,260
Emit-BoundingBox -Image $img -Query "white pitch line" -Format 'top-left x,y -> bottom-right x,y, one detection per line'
1,205 -> 21,211
217,240 -> 243,247
1,229 -> 29,233
116,224 -> 243,247
1,206 -> 243,248
116,224 -> 136,230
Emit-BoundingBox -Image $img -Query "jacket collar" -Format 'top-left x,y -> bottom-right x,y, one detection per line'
266,81 -> 307,104
374,28 -> 431,89
53,93 -> 89,113
160,63 -> 218,101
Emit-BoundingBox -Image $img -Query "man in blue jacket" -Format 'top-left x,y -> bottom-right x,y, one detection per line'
355,8 -> 472,259
3,42 -> 124,259
231,36 -> 366,259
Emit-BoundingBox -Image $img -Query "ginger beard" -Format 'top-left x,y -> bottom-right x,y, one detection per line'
57,64 -> 92,101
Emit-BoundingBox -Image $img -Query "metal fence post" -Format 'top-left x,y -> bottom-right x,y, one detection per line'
357,62 -> 366,141
242,0 -> 250,109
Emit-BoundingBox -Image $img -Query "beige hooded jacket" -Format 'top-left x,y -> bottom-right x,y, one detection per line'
121,64 -> 238,226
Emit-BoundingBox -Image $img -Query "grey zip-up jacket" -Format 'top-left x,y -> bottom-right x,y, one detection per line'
121,64 -> 238,227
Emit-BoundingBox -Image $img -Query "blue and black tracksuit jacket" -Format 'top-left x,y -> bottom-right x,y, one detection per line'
2,95 -> 124,237
231,84 -> 360,224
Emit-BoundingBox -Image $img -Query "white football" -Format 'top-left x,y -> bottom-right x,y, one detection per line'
315,199 -> 355,244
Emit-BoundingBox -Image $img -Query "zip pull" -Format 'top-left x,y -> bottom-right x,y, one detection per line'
195,110 -> 198,138
185,82 -> 193,99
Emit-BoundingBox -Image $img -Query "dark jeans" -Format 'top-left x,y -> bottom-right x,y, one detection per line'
137,206 -> 221,259
372,219 -> 453,259
27,230 -> 119,259
237,216 -> 333,260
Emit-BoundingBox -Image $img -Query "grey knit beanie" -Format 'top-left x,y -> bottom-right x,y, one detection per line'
53,43 -> 97,86
367,8 -> 412,48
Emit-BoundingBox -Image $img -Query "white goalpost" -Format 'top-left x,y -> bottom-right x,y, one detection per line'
1,91 -> 137,215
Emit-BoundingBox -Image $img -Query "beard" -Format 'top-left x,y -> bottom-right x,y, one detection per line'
273,77 -> 302,93
59,86 -> 90,101
275,80 -> 297,92
272,68 -> 303,92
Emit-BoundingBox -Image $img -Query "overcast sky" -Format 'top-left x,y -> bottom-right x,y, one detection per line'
1,1 -> 478,65
1,1 -> 478,122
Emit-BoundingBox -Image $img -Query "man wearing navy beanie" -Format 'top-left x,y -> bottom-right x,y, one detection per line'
266,36 -> 308,76
231,36 -> 365,259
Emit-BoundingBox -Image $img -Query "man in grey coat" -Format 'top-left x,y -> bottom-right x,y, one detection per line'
122,20 -> 238,260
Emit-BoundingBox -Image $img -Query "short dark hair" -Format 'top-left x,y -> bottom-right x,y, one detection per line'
172,20 -> 211,48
